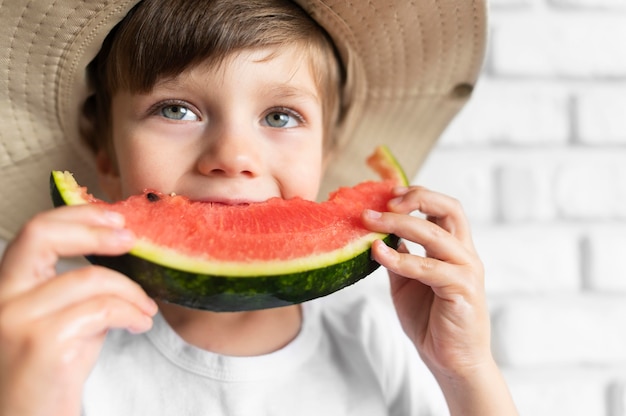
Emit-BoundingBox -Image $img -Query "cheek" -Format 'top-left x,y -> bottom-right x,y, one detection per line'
281,154 -> 323,200
117,152 -> 169,197
112,136 -> 159,197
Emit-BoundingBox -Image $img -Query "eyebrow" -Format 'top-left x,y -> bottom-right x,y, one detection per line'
261,83 -> 320,105
152,75 -> 320,104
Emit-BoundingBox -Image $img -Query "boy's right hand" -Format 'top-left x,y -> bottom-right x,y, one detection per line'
0,205 -> 158,416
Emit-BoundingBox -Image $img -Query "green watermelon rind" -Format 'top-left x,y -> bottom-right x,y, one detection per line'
85,234 -> 398,312
129,231 -> 389,277
367,145 -> 409,187
49,145 -> 407,311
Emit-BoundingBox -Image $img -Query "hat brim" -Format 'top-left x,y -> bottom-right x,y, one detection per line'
296,0 -> 487,197
0,0 -> 486,239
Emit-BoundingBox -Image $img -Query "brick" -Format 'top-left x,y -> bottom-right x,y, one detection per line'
489,148 -> 626,221
497,163 -> 559,222
605,378 -> 626,416
576,86 -> 626,144
413,150 -> 496,222
474,224 -> 581,294
490,15 -> 626,78
489,0 -> 534,8
483,148 -> 626,222
585,227 -> 626,291
439,81 -> 570,146
420,147 -> 626,222
492,295 -> 626,366
549,0 -> 626,9
503,368 -> 609,416
554,159 -> 626,219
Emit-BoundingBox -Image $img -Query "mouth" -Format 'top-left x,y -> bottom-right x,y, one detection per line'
142,189 -> 271,206
168,186 -> 277,206
200,200 -> 252,206
188,196 -> 262,206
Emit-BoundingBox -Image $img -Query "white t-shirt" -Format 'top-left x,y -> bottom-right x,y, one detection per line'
82,289 -> 448,415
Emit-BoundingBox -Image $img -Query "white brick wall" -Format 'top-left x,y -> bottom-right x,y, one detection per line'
414,0 -> 626,414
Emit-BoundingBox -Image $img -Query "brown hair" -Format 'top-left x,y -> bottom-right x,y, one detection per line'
82,0 -> 344,159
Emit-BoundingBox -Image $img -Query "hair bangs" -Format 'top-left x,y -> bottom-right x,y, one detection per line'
105,0 -> 337,94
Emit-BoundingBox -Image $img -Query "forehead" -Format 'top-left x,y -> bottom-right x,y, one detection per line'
152,46 -> 322,99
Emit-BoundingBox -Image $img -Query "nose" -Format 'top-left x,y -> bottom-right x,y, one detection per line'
196,126 -> 261,178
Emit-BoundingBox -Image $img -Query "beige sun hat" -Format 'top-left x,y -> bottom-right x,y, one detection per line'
0,0 -> 487,240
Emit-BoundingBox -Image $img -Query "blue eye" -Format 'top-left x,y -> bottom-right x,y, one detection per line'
161,105 -> 198,121
265,110 -> 299,128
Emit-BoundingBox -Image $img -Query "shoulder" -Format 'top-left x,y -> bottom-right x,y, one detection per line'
307,274 -> 448,414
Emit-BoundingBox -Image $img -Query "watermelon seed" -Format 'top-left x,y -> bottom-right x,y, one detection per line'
146,192 -> 160,202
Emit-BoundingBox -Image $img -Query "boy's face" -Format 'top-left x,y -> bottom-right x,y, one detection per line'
100,46 -> 324,203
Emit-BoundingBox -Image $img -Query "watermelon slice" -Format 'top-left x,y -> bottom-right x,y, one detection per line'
50,145 -> 408,311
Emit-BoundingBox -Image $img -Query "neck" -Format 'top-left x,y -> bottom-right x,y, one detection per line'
157,301 -> 302,356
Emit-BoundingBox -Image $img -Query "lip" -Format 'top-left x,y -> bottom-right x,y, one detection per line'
174,183 -> 279,205
189,196 -> 268,206
194,199 -> 252,206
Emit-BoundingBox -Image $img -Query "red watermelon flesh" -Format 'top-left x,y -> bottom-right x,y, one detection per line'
79,180 -> 395,263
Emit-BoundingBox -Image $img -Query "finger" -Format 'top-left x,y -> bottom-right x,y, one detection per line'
46,295 -> 155,341
2,294 -> 154,350
0,205 -> 134,301
386,244 -> 434,339
387,242 -> 431,301
6,205 -> 132,259
0,295 -> 154,415
372,240 -> 456,288
12,296 -> 155,368
21,203 -> 126,230
362,209 -> 473,263
5,266 -> 157,324
371,239 -> 481,297
387,186 -> 475,249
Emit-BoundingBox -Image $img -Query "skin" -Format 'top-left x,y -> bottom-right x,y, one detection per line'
363,189 -> 517,414
0,45 -> 517,415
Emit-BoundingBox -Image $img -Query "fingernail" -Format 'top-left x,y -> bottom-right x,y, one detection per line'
129,315 -> 153,334
388,196 -> 403,206
393,186 -> 409,196
145,298 -> 159,315
103,210 -> 125,227
376,240 -> 389,253
114,228 -> 135,243
364,209 -> 382,219
370,240 -> 385,260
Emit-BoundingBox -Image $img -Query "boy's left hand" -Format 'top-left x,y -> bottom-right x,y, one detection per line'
361,185 -> 491,379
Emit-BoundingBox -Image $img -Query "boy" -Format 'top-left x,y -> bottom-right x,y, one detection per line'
0,0 -> 518,415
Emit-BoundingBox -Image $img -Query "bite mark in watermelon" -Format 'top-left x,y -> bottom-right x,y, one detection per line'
50,145 -> 408,311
